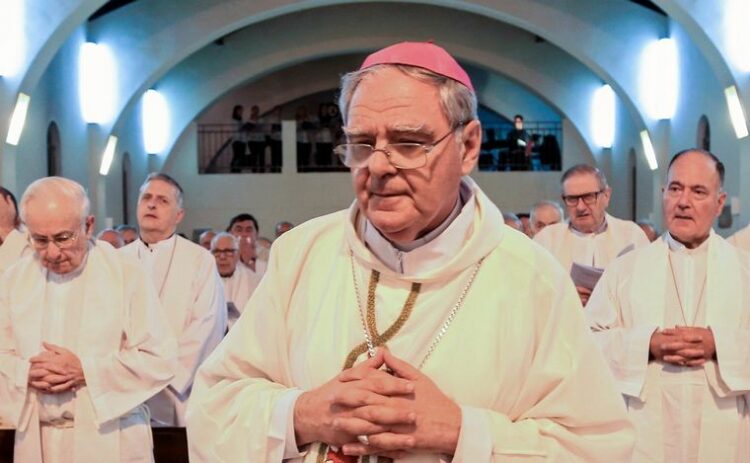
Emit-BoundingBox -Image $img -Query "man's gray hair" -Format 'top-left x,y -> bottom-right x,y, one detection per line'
560,164 -> 609,191
210,231 -> 239,250
338,64 -> 478,131
139,172 -> 184,208
531,200 -> 564,223
116,224 -> 137,233
20,176 -> 90,223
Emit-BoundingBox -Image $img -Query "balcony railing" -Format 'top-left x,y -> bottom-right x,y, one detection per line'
197,120 -> 563,174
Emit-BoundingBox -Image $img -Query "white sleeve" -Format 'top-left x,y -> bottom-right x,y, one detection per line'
585,266 -> 656,399
170,256 -> 227,395
710,325 -> 750,393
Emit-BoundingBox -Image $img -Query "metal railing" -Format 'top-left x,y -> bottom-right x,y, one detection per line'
197,120 -> 563,174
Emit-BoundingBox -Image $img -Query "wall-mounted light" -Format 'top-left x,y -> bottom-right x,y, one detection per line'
640,38 -> 678,120
142,89 -> 170,154
79,42 -> 117,124
639,130 -> 658,171
724,85 -> 748,139
99,135 -> 118,175
0,0 -> 25,77
6,92 -> 30,146
591,84 -> 616,149
725,0 -> 750,72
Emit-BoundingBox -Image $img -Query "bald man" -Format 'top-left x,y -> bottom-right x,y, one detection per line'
0,177 -> 175,462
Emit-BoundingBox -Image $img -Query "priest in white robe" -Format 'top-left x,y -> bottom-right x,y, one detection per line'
586,149 -> 750,462
187,42 -> 634,463
0,186 -> 29,274
210,232 -> 262,328
121,173 -> 226,427
534,165 -> 648,305
0,177 -> 176,463
227,213 -> 268,276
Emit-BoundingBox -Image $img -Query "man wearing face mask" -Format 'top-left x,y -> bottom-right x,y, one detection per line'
586,149 -> 750,461
534,164 -> 648,305
187,42 -> 633,463
505,114 -> 531,171
0,177 -> 175,462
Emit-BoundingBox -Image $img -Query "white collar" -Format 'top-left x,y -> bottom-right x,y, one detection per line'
138,233 -> 177,253
362,181 -> 475,275
665,231 -> 711,256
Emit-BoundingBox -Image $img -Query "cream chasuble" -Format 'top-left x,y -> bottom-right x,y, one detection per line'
0,242 -> 176,463
0,228 -> 30,275
586,232 -> 750,462
533,213 -> 649,270
187,178 -> 634,463
121,234 -> 227,426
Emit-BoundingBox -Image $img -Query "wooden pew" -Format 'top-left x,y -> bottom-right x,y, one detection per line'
0,427 -> 188,463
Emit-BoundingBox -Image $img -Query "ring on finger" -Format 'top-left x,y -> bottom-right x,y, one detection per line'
357,434 -> 370,446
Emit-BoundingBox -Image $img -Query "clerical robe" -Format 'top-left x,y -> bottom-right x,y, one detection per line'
533,213 -> 648,271
728,224 -> 750,253
0,228 -> 29,274
586,232 -> 750,462
0,242 -> 176,463
186,178 -> 634,462
222,263 -> 262,329
121,234 -> 226,426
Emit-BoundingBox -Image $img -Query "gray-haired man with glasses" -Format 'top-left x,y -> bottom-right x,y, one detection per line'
535,164 -> 649,305
210,232 -> 260,329
188,42 -> 633,463
0,177 -> 175,462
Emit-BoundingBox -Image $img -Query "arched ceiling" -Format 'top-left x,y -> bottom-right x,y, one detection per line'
8,0 -> 746,179
79,0 -> 668,160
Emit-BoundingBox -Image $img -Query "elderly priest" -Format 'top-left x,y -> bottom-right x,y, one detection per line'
187,42 -> 634,463
586,149 -> 750,462
0,177 -> 176,462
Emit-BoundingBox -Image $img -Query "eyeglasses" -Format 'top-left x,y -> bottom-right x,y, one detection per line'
334,123 -> 465,170
211,248 -> 237,257
28,230 -> 81,250
562,190 -> 604,207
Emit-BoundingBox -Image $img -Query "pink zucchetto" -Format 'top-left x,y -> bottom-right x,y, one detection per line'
360,41 -> 474,93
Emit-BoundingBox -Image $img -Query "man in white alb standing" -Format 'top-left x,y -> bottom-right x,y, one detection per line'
0,177 -> 175,462
121,172 -> 226,426
186,42 -> 634,463
534,164 -> 648,304
586,149 -> 750,461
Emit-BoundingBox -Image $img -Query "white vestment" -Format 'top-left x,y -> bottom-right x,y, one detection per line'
0,242 -> 176,463
186,178 -> 634,462
0,228 -> 30,274
533,213 -> 649,271
121,235 -> 227,426
586,232 -> 750,462
727,224 -> 750,253
222,263 -> 262,328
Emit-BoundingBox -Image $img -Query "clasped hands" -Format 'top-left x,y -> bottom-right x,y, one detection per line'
294,349 -> 461,459
649,326 -> 716,367
27,342 -> 86,393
